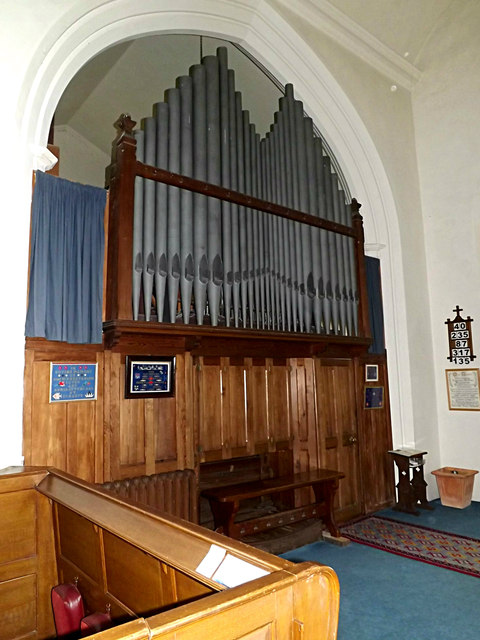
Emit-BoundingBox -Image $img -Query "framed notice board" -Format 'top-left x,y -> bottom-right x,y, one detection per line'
445,368 -> 480,411
364,386 -> 384,409
125,355 -> 175,398
50,363 -> 97,403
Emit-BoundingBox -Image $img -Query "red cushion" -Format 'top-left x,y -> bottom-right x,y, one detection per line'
80,612 -> 112,636
51,583 -> 85,636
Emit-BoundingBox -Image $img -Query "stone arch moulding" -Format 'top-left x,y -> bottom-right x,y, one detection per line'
20,0 -> 414,447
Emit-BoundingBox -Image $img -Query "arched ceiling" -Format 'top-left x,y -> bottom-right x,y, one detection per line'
54,0 -> 456,156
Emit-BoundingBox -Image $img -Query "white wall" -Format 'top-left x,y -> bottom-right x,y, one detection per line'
413,0 -> 480,498
54,125 -> 110,187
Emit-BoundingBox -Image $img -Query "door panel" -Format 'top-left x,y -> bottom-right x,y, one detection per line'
316,358 -> 362,521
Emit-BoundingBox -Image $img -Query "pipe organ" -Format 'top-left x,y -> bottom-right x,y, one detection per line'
129,46 -> 361,336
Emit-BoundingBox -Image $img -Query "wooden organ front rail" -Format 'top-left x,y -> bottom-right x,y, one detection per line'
104,47 -> 371,350
0,467 -> 340,640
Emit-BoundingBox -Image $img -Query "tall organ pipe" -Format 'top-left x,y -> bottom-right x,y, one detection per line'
177,75 -> 194,324
260,138 -> 272,329
314,138 -> 332,333
338,190 -> 356,336
284,86 -> 302,331
204,55 -> 223,326
132,129 -> 144,321
277,102 -> 293,332
227,69 -> 241,327
304,117 -> 322,333
294,99 -> 313,332
322,156 -> 341,334
235,91 -> 248,327
330,171 -> 347,335
218,47 -> 232,327
251,125 -> 262,329
191,63 -> 209,325
243,110 -> 255,328
142,117 -> 156,322
271,123 -> 283,330
154,102 -> 169,323
253,131 -> 265,329
165,88 -> 181,323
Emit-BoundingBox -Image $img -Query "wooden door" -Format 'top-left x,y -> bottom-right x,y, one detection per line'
356,355 -> 395,512
316,358 -> 362,522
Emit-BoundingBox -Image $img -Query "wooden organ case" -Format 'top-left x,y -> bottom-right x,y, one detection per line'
23,46 -> 394,538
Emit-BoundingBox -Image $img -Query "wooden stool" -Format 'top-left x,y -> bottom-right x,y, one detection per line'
388,449 -> 434,515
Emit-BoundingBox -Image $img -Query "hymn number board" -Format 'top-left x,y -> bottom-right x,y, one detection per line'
446,306 -> 476,365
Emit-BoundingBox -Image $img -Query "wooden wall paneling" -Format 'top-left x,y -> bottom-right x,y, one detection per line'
315,358 -> 362,522
247,358 -> 269,452
183,353 -> 196,470
356,356 -> 395,513
174,353 -> 188,469
224,358 -> 249,457
95,352 -> 105,482
153,397 -> 177,469
66,396 -> 99,483
289,358 -> 319,505
119,393 -> 146,471
196,356 -> 224,460
144,398 -> 156,476
23,342 -> 104,483
266,359 -> 291,451
103,350 -> 116,481
30,360 -> 67,469
22,349 -> 35,467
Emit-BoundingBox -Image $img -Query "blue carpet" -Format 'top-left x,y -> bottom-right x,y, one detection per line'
282,501 -> 480,640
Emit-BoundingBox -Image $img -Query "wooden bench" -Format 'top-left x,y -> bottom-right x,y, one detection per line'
201,468 -> 345,540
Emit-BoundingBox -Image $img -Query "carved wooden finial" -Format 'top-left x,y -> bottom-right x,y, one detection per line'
351,198 -> 362,214
113,113 -> 137,137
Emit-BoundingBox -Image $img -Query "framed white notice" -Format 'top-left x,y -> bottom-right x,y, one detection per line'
445,368 -> 480,411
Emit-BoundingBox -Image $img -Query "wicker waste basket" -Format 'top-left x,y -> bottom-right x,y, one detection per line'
432,467 -> 478,508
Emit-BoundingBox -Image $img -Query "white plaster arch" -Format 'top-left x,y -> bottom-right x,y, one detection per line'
19,0 -> 414,446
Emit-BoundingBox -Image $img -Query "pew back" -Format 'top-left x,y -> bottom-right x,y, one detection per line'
0,467 -> 339,640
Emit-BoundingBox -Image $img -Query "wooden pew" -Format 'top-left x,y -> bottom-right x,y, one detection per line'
0,466 -> 340,640
201,468 -> 345,540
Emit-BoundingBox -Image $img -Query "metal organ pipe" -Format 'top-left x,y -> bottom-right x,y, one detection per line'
204,55 -> 223,327
142,118 -> 156,323
131,46 -> 358,336
132,129 -> 144,321
191,63 -> 208,325
218,47 -> 232,327
227,69 -> 241,328
154,102 -> 169,323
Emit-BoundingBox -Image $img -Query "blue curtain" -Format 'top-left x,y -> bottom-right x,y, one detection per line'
365,256 -> 385,354
25,171 -> 106,344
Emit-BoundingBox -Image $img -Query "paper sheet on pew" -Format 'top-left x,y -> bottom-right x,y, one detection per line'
196,544 -> 270,588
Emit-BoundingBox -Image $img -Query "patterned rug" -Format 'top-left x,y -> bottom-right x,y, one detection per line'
341,516 -> 480,578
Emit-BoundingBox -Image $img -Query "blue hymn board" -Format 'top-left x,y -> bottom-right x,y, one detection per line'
50,363 -> 98,402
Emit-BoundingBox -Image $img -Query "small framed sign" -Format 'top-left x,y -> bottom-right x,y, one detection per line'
125,356 -> 175,399
365,364 -> 379,382
364,386 -> 384,409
